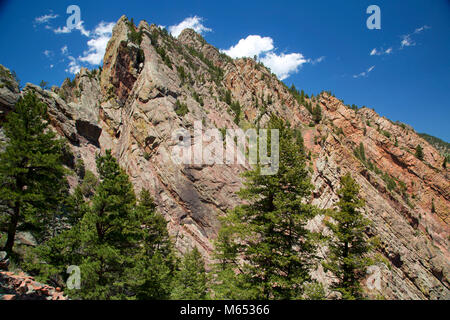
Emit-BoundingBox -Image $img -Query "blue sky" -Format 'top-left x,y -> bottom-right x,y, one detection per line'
0,0 -> 449,141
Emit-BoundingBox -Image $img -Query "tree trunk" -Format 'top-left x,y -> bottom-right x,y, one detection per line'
3,203 -> 19,255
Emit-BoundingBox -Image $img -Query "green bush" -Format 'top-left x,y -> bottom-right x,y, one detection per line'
175,100 -> 189,117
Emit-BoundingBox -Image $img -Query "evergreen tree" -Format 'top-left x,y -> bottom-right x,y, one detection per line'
39,80 -> 49,90
126,189 -> 176,300
313,104 -> 322,124
323,174 -> 372,300
415,144 -> 424,160
0,92 -> 67,255
27,157 -> 178,300
213,116 -> 318,300
74,150 -> 138,299
171,247 -> 208,300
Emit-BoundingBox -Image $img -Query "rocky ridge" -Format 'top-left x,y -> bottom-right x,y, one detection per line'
0,15 -> 448,299
0,271 -> 67,300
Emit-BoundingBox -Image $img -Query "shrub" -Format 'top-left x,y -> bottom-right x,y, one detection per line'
192,92 -> 204,106
230,101 -> 241,125
174,100 -> 189,117
415,145 -> 424,160
127,19 -> 143,45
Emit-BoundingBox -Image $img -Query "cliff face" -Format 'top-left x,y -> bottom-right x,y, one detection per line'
1,16 -> 448,299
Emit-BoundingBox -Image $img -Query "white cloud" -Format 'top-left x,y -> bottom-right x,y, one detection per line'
168,16 -> 212,38
78,22 -> 114,65
54,21 -> 90,37
58,21 -> 114,74
308,56 -> 325,65
414,25 -> 431,34
353,65 -> 375,78
370,47 -> 393,55
66,56 -> 81,74
222,35 -> 274,59
35,13 -> 58,24
93,21 -> 115,37
43,50 -> 53,58
401,35 -> 414,48
260,52 -> 308,80
400,25 -> 431,48
222,34 -> 319,80
54,26 -> 71,34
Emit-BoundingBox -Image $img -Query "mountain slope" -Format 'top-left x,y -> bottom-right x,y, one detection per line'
0,16 -> 448,299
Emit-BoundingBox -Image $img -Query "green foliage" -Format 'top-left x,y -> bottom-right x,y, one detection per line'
354,142 -> 366,163
224,90 -> 232,106
170,248 -> 208,300
174,100 -> 189,117
312,104 -> 322,124
0,66 -> 19,89
381,130 -> 391,139
186,46 -> 224,86
230,101 -> 242,125
79,170 -> 99,198
192,91 -> 204,106
0,92 -> 67,254
303,282 -> 326,300
74,159 -> 86,179
323,174 -> 373,300
155,46 -> 172,68
177,66 -> 187,84
418,133 -> 450,156
65,77 -> 76,88
127,19 -> 143,45
39,80 -> 49,90
222,90 -> 241,124
126,190 -> 176,299
213,116 -> 319,300
289,85 -> 305,104
71,150 -> 138,299
30,152 -> 174,300
381,172 -> 397,192
25,153 -> 199,300
415,144 -> 424,161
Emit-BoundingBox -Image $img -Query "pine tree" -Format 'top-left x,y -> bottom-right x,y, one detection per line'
171,247 -> 208,300
213,116 -> 318,300
74,150 -> 138,299
323,174 -> 372,300
26,157 -> 178,299
39,80 -> 49,90
313,104 -> 322,124
0,92 -> 67,255
415,144 -> 424,160
126,189 -> 176,300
